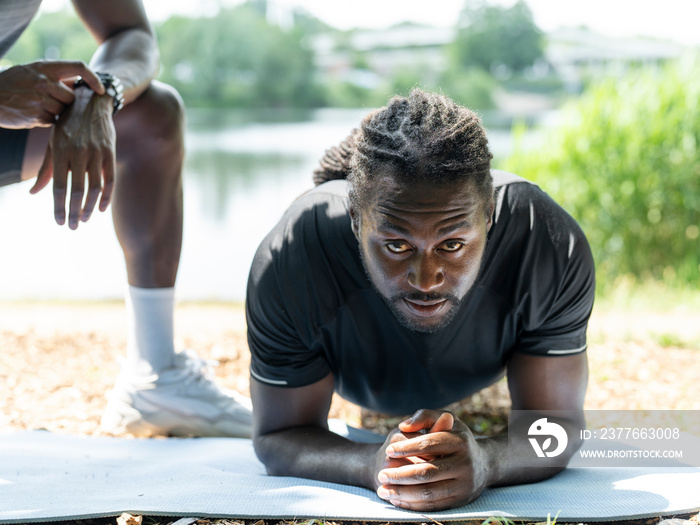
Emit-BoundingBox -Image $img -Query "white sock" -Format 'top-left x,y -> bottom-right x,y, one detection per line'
125,285 -> 176,377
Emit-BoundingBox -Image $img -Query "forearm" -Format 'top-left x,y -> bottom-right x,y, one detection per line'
89,28 -> 159,104
481,426 -> 583,487
254,425 -> 381,489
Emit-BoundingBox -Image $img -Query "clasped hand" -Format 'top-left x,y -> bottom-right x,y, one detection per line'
374,409 -> 490,511
0,60 -> 115,229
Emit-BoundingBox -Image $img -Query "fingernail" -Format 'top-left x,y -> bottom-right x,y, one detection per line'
376,487 -> 390,499
385,446 -> 395,456
402,417 -> 414,425
378,472 -> 389,484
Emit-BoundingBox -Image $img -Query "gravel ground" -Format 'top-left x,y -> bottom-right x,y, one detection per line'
1,300 -> 698,525
1,301 -> 698,435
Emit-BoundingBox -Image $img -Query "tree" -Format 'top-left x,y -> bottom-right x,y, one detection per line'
504,57 -> 700,289
155,2 -> 322,108
3,7 -> 95,65
451,0 -> 544,74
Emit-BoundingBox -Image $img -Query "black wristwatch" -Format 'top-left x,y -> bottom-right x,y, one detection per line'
73,72 -> 125,115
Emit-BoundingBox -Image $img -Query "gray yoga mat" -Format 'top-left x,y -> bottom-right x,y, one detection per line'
0,427 -> 698,523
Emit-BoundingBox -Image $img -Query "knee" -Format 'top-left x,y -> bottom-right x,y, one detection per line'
116,81 -> 185,157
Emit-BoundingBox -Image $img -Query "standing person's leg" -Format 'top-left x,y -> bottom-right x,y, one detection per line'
100,81 -> 252,438
11,82 -> 252,438
110,80 -> 184,379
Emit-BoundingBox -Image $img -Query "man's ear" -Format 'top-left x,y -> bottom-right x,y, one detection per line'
349,207 -> 361,240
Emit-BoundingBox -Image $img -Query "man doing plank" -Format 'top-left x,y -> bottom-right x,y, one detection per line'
247,89 -> 594,511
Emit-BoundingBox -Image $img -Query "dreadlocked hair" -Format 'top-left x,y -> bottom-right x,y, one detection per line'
313,130 -> 358,186
345,89 -> 493,212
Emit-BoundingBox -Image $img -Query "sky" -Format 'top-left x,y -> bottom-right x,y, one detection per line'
41,0 -> 700,46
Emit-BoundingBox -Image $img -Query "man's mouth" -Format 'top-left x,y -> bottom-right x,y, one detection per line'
401,297 -> 449,318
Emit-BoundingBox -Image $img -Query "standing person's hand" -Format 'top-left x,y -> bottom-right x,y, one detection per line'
29,79 -> 116,229
0,60 -> 103,128
375,409 -> 490,511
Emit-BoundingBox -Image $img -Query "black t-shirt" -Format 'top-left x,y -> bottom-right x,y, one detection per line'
246,171 -> 595,415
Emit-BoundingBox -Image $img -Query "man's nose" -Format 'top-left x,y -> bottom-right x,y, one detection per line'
407,253 -> 444,292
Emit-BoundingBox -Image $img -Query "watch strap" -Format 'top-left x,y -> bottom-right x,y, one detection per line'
73,72 -> 125,115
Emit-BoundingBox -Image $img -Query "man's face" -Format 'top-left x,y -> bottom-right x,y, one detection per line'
353,176 -> 493,334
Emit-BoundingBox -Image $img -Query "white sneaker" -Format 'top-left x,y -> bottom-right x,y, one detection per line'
101,349 -> 253,438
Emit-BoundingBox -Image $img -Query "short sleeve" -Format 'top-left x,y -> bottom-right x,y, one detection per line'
491,181 -> 596,357
516,226 -> 595,356
245,201 -> 332,388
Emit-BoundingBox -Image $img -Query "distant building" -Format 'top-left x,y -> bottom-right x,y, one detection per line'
309,22 -> 687,92
311,24 -> 455,88
545,27 -> 687,91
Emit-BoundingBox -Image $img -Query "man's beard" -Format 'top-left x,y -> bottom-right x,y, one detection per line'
358,250 -> 463,334
385,290 -> 463,334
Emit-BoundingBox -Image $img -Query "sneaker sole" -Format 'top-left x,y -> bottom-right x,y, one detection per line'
101,398 -> 252,438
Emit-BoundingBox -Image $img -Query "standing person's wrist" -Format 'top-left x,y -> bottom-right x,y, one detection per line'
74,72 -> 124,115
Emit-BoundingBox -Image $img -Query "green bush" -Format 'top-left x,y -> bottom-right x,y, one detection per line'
504,55 -> 700,291
3,7 -> 95,64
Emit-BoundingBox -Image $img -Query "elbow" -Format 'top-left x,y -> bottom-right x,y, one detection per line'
252,432 -> 286,477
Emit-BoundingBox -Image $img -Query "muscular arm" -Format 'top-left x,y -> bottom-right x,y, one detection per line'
252,373 -> 402,490
253,355 -> 587,511
485,351 -> 587,485
376,352 -> 588,511
28,0 -> 160,227
73,0 -> 158,102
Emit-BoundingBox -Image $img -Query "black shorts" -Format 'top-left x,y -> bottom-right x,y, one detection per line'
0,127 -> 29,187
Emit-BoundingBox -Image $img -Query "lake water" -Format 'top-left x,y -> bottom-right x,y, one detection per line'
0,107 -> 526,302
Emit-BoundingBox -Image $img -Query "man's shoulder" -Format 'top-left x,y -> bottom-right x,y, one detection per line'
272,181 -> 352,249
491,169 -> 536,189
246,179 -> 364,349
490,169 -> 580,234
485,168 -> 593,289
249,180 -> 358,288
283,180 -> 350,222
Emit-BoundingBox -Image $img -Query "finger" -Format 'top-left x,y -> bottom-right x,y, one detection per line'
388,430 -> 423,445
30,144 -> 54,195
381,456 -> 414,473
40,60 -> 104,94
428,412 -> 454,434
41,95 -> 67,117
386,432 -> 462,459
68,164 -> 87,230
377,479 -> 465,511
52,156 -> 69,225
80,155 -> 102,222
398,409 -> 447,433
379,457 -> 455,486
98,150 -> 115,212
44,79 -> 76,106
34,109 -> 58,127
389,431 -> 440,462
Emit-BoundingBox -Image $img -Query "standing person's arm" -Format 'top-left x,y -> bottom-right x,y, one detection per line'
29,0 -> 160,228
0,61 -> 102,129
72,0 -> 158,102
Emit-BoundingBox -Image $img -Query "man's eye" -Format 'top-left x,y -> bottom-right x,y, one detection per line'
386,242 -> 411,254
441,241 -> 464,252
